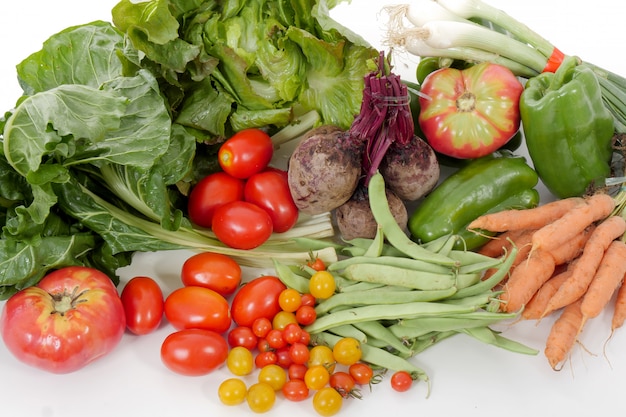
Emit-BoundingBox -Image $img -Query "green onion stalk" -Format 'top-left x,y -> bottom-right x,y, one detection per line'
384,0 -> 626,133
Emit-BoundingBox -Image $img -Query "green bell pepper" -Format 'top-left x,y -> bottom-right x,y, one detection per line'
520,55 -> 614,198
408,152 -> 539,250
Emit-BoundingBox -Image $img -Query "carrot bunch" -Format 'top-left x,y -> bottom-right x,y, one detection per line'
468,192 -> 626,370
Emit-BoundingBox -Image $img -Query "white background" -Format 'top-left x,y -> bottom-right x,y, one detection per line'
1,1 -> 626,416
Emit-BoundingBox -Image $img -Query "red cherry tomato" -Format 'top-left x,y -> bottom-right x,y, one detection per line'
120,276 -> 164,335
0,266 -> 125,374
390,370 -> 414,392
282,379 -> 309,402
160,328 -> 228,376
164,286 -> 231,333
231,276 -> 286,327
244,169 -> 299,233
187,172 -> 245,228
181,252 -> 241,296
218,128 -> 273,179
227,326 -> 258,350
212,200 -> 273,249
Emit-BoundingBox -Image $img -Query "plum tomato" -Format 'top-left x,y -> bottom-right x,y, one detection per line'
120,276 -> 164,335
212,200 -> 273,249
187,172 -> 244,228
230,276 -> 286,327
0,266 -> 125,374
244,169 -> 299,233
164,286 -> 231,333
180,252 -> 241,296
218,128 -> 274,179
160,328 -> 228,376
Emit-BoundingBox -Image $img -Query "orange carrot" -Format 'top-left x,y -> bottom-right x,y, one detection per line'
542,216 -> 626,317
549,224 -> 595,265
531,193 -> 615,254
477,229 -> 528,258
467,197 -> 585,233
544,299 -> 584,370
499,249 -> 556,313
481,229 -> 534,283
611,279 -> 626,331
580,240 -> 626,323
522,265 -> 574,320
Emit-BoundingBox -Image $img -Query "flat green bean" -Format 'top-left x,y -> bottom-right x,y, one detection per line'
447,246 -> 518,300
455,272 -> 481,289
273,259 -> 310,294
328,255 -> 451,274
459,327 -> 538,355
368,173 -> 458,267
304,301 -> 476,334
363,225 -> 385,257
326,324 -> 368,344
447,249 -> 499,265
409,330 -> 457,355
388,315 -> 514,340
353,321 -> 412,357
421,234 -> 455,253
314,287 -> 458,315
336,280 -> 386,293
457,258 -> 504,275
435,234 -> 461,256
341,238 -> 405,257
343,263 -> 456,291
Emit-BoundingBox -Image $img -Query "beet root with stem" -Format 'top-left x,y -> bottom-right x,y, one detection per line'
287,125 -> 362,215
335,187 -> 408,241
380,135 -> 440,201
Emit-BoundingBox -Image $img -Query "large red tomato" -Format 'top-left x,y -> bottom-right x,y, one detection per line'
230,276 -> 286,327
181,252 -> 242,296
218,128 -> 274,179
164,286 -> 231,333
187,172 -> 245,228
244,169 -> 299,233
212,200 -> 273,249
120,276 -> 164,335
0,266 -> 126,374
161,328 -> 228,376
418,62 -> 523,159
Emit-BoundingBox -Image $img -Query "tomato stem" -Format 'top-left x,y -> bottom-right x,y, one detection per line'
51,286 -> 89,315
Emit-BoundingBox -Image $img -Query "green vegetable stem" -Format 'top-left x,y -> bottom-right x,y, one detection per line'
408,152 -> 540,250
520,56 -> 615,198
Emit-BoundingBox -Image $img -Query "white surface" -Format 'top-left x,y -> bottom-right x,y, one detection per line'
1,1 -> 626,416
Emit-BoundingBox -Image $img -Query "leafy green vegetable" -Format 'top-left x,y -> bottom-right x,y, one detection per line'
0,0 -> 370,298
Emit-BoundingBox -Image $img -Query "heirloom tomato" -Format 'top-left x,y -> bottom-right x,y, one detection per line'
244,169 -> 299,233
418,62 -> 523,159
181,251 -> 241,296
160,328 -> 228,376
212,200 -> 273,249
164,286 -> 231,333
0,266 -> 125,374
187,171 -> 245,228
231,276 -> 286,327
120,276 -> 164,335
218,128 -> 273,179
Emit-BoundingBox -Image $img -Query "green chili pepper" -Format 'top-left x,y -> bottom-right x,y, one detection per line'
520,55 -> 614,198
408,153 -> 539,250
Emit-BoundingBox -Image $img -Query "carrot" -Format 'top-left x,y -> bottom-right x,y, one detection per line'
580,240 -> 626,324
480,229 -> 534,283
530,193 -> 616,254
467,197 -> 585,233
477,229 -> 528,258
541,216 -> 626,317
611,278 -> 626,331
499,249 -> 556,313
549,224 -> 595,265
522,265 -> 574,320
544,299 -> 584,370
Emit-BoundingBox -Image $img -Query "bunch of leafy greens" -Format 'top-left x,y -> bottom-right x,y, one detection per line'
0,0 -> 375,298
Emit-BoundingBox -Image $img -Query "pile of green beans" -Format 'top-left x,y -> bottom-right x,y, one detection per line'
274,172 -> 537,394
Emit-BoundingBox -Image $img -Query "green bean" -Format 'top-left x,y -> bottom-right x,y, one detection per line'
310,331 -> 431,389
341,238 -> 405,257
435,234 -> 461,256
399,309 -> 517,327
328,255 -> 451,274
447,246 -> 518,300
389,313 -> 516,340
441,291 -> 495,307
293,237 -> 345,251
457,257 -> 504,275
314,287 -> 458,315
409,330 -> 457,355
455,272 -> 481,289
368,173 -> 458,267
343,263 -> 456,291
273,259 -> 310,294
304,301 -> 476,334
363,225 -> 385,257
447,249 -> 499,265
459,327 -> 538,355
421,234 -> 456,253
336,281 -> 386,293
326,324 -> 368,344
353,321 -> 413,357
